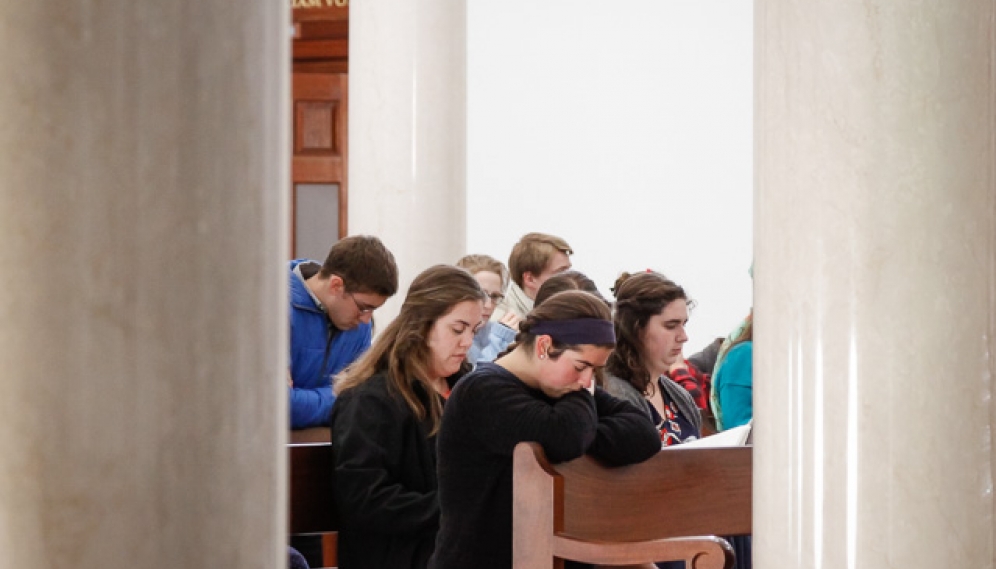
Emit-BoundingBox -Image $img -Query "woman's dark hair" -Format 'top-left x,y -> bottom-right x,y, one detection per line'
606,271 -> 689,396
534,270 -> 608,307
509,290 -> 614,359
335,265 -> 485,434
531,273 -> 611,385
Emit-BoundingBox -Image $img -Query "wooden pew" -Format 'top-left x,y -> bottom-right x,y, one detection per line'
513,442 -> 752,569
289,429 -> 337,568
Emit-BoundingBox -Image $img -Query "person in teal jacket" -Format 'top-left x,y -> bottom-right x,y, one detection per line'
712,315 -> 753,430
288,236 -> 398,429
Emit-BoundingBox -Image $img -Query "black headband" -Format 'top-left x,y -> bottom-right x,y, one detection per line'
530,318 -> 616,345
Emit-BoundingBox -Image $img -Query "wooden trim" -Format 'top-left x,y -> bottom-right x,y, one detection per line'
290,185 -> 296,258
290,427 -> 331,444
295,19 -> 348,41
294,39 -> 349,60
292,4 -> 349,23
292,156 -> 343,183
293,60 -> 349,74
338,74 -> 348,238
553,536 -> 733,568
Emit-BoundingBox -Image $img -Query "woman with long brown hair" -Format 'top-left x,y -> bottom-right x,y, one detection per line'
330,265 -> 486,569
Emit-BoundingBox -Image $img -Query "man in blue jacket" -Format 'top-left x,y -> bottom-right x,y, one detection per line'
289,235 -> 399,429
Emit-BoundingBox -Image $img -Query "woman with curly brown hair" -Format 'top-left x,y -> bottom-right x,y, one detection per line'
606,272 -> 753,569
604,271 -> 701,447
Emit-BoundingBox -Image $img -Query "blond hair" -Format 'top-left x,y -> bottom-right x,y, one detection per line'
456,254 -> 509,290
508,232 -> 573,288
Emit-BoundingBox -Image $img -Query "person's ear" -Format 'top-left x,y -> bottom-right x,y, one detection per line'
327,274 -> 345,295
522,271 -> 539,292
535,335 -> 552,360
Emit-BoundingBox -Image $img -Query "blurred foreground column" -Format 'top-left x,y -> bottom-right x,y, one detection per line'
0,2 -> 288,568
754,1 -> 995,567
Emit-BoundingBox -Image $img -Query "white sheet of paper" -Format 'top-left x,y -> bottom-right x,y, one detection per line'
677,421 -> 752,448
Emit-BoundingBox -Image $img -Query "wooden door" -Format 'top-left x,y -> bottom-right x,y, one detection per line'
291,72 -> 348,259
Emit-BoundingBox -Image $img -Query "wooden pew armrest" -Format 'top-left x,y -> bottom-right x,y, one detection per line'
553,535 -> 734,569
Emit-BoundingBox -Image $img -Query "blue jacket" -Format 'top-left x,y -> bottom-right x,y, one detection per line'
289,259 -> 372,429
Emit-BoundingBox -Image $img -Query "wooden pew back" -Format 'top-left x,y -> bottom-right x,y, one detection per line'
289,442 -> 337,534
559,445 -> 752,540
289,441 -> 338,567
513,442 -> 752,568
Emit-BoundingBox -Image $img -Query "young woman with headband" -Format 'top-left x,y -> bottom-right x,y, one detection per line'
429,290 -> 660,569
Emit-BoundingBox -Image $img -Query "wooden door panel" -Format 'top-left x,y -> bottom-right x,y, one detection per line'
292,72 -> 348,255
297,101 -> 337,152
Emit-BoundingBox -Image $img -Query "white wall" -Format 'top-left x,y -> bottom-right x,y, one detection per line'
466,0 -> 754,355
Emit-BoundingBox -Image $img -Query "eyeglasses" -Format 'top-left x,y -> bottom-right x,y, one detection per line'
345,291 -> 376,314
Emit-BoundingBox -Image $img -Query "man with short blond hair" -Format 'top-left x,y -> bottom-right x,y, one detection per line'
490,232 -> 573,323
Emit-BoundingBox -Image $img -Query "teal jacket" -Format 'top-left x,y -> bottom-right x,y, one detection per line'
712,341 -> 753,430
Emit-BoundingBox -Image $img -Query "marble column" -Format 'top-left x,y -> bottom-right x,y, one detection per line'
349,0 -> 467,324
0,2 -> 288,568
755,1 -> 995,568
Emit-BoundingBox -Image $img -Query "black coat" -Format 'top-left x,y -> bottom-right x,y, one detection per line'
429,363 -> 661,569
330,373 -> 442,569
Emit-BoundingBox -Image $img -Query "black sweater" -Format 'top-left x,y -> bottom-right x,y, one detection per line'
330,373 -> 442,569
428,363 -> 661,569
